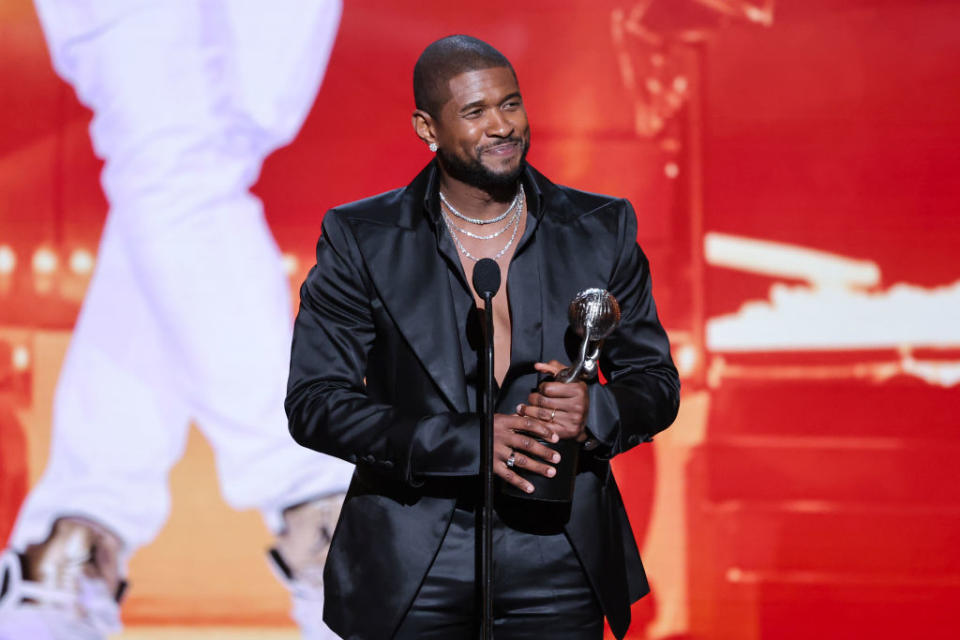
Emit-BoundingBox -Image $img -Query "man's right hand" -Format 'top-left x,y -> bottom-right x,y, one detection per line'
492,413 -> 561,494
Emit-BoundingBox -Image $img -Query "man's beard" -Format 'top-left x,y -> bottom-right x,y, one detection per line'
437,137 -> 530,192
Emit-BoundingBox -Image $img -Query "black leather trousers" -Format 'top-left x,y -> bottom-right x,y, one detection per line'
393,495 -> 604,639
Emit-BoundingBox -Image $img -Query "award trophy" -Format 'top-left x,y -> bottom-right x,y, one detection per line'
505,288 -> 621,501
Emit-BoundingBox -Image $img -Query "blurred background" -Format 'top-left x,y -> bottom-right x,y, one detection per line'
1,0 -> 958,638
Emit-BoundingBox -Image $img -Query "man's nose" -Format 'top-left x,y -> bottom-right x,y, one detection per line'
486,109 -> 514,137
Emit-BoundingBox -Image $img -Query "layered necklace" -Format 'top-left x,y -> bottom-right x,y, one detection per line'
440,184 -> 525,262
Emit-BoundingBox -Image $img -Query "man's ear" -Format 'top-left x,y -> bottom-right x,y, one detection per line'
412,109 -> 437,148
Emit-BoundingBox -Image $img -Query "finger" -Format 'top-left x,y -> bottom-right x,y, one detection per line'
521,393 -> 581,425
500,440 -> 557,480
509,433 -> 562,465
493,447 -> 535,494
534,360 -> 566,376
548,423 -> 581,441
538,380 -> 585,398
517,397 -> 560,423
511,412 -> 560,443
512,450 -> 557,479
496,443 -> 518,468
521,405 -> 582,439
521,393 -> 576,414
532,404 -> 561,423
524,391 -> 560,406
534,392 -> 586,425
494,464 -> 534,494
520,393 -> 547,411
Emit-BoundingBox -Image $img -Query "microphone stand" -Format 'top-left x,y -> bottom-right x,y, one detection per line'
480,288 -> 494,640
472,257 -> 500,640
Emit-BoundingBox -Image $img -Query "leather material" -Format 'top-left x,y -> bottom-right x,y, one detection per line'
286,160 -> 680,640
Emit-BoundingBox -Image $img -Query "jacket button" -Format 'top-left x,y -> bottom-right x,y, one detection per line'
363,454 -> 376,464
628,434 -> 641,446
380,460 -> 394,471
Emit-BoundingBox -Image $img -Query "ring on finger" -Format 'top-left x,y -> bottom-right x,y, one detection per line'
506,450 -> 517,468
549,407 -> 557,422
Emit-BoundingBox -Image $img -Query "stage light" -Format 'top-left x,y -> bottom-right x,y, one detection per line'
12,345 -> 30,372
665,162 -> 680,179
725,567 -> 745,582
69,248 -> 95,275
676,343 -> 699,377
32,247 -> 58,274
282,253 -> 299,277
0,245 -> 15,274
660,137 -> 682,153
742,3 -> 774,25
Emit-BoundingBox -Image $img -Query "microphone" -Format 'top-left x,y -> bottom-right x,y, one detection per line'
472,258 -> 501,299
471,257 -> 499,640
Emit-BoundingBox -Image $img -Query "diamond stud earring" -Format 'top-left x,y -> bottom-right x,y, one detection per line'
429,142 -> 438,153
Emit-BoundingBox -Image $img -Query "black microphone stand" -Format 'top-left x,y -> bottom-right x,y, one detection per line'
472,258 -> 500,640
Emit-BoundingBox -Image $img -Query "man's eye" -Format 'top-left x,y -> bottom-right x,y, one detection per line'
464,109 -> 482,118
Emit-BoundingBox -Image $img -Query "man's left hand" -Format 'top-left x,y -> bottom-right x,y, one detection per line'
517,360 -> 589,443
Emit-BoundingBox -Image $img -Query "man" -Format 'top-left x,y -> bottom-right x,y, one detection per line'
286,35 -> 680,639
0,2 -> 352,639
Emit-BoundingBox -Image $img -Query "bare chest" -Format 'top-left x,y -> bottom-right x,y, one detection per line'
452,215 -> 528,387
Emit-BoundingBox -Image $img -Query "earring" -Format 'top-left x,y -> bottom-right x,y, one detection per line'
429,142 -> 438,153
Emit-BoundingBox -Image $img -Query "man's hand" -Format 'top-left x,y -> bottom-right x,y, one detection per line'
518,360 -> 590,443
490,361 -> 589,494
493,413 -> 561,494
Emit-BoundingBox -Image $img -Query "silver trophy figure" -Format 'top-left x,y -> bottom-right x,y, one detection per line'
557,288 -> 621,383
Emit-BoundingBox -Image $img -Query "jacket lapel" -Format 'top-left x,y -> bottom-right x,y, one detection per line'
351,177 -> 469,413
533,181 -> 615,366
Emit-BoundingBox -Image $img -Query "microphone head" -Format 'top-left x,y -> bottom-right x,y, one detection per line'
472,258 -> 501,299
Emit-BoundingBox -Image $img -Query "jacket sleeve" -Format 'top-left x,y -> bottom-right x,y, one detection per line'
285,211 -> 480,486
584,199 -> 681,459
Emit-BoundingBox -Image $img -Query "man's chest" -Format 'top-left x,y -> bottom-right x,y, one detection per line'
459,254 -> 517,388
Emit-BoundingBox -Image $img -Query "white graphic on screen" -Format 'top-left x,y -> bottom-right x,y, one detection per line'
704,232 -> 960,387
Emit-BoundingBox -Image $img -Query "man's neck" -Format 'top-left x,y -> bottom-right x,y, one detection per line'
437,172 -> 520,223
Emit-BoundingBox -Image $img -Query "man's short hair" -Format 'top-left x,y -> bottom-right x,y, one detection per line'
413,35 -> 516,117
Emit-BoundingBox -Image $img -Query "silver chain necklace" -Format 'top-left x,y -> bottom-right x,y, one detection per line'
439,184 -> 523,225
442,207 -> 518,240
443,190 -> 525,262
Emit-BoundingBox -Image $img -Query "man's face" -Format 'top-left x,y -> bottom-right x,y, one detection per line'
432,66 -> 531,190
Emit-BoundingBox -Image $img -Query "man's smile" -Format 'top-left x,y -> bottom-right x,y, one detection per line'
481,140 -> 522,158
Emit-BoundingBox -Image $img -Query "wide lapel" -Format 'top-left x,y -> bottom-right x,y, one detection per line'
351,175 -> 469,413
499,174 -> 546,405
535,221 -> 573,365
533,177 -> 612,365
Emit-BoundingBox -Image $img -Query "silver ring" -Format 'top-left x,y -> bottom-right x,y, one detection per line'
506,451 -> 516,468
549,408 -> 557,422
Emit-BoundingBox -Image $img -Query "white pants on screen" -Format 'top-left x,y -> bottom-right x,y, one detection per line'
11,0 -> 351,561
